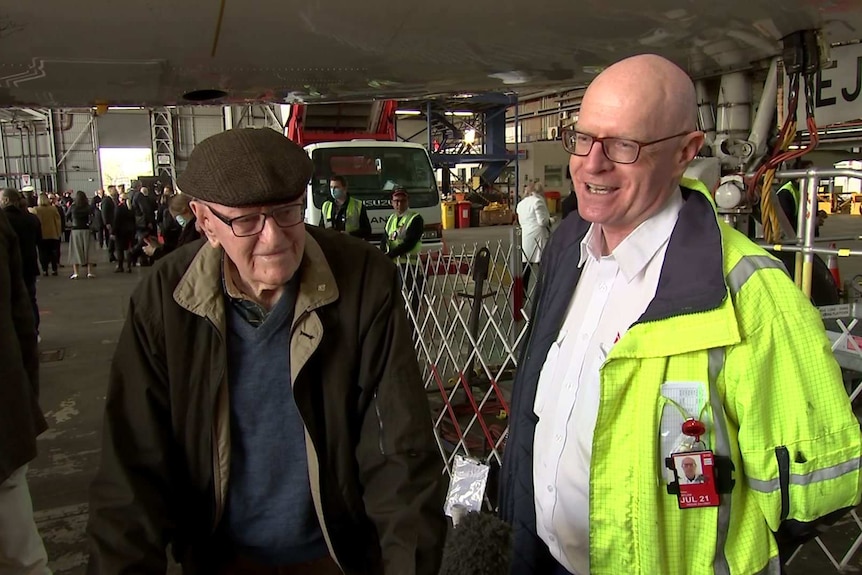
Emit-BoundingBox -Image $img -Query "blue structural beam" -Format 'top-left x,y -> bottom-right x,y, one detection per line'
430,154 -> 516,167
481,103 -> 510,183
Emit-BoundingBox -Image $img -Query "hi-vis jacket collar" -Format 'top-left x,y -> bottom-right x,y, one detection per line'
552,185 -> 728,326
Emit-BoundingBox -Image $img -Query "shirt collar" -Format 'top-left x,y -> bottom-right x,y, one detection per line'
578,188 -> 684,282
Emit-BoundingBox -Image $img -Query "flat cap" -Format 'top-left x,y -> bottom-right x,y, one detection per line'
177,128 -> 312,207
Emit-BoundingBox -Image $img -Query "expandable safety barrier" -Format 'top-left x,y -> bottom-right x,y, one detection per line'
397,230 -> 541,483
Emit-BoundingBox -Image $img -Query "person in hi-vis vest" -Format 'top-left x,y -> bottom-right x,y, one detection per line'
382,188 -> 424,314
320,175 -> 371,240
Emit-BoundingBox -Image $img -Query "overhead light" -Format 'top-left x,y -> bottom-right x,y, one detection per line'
488,71 -> 530,85
464,129 -> 476,144
445,111 -> 473,117
106,106 -> 145,110
396,110 -> 422,115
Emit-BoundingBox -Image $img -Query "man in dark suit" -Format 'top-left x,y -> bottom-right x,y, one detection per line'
1,188 -> 41,337
0,204 -> 50,572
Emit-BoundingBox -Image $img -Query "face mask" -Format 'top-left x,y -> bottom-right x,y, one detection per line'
175,214 -> 187,227
330,187 -> 345,200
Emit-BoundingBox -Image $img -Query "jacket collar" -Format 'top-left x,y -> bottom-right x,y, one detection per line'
173,230 -> 340,326
578,189 -> 683,283
549,185 -> 738,358
639,187 -> 727,323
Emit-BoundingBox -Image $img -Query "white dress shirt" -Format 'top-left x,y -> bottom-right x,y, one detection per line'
532,190 -> 684,575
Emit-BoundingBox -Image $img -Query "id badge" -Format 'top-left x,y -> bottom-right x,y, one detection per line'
670,450 -> 720,508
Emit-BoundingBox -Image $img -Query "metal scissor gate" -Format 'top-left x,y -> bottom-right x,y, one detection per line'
398,234 -> 537,484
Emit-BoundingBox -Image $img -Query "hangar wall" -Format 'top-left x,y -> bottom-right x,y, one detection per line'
0,104 -> 288,196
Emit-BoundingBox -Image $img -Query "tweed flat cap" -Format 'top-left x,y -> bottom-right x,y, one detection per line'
177,128 -> 312,207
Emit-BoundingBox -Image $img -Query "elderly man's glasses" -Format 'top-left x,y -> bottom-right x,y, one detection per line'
561,127 -> 690,164
207,203 -> 304,237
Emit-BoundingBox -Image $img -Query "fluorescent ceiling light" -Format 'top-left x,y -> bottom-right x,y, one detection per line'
445,111 -> 473,117
396,110 -> 422,115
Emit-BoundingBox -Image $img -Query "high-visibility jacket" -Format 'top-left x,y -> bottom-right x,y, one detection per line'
681,175 -> 715,206
385,211 -> 422,264
322,197 -> 363,233
501,184 -> 862,575
778,181 -> 801,208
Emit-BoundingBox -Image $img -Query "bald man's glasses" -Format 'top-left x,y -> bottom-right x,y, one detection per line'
562,127 -> 690,164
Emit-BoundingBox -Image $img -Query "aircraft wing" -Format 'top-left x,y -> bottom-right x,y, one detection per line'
0,0 -> 859,107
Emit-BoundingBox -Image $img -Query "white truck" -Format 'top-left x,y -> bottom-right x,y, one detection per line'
303,140 -> 443,246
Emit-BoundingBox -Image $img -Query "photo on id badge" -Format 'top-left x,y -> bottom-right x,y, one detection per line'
671,451 -> 719,509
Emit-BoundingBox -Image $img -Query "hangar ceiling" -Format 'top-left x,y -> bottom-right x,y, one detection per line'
0,1 -> 860,107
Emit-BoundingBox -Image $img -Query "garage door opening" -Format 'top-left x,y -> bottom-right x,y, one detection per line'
99,148 -> 153,190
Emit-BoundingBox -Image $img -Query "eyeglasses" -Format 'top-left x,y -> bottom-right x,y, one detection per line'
561,127 -> 691,164
206,203 -> 304,237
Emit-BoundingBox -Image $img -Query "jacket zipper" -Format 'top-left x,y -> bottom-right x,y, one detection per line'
206,317 -> 227,532
373,388 -> 385,455
775,446 -> 791,521
290,307 -> 345,572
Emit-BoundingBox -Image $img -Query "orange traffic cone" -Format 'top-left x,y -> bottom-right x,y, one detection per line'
828,243 -> 842,289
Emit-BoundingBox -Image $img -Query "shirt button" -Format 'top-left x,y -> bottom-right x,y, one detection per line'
599,284 -> 608,293
580,332 -> 589,341
549,534 -> 557,542
547,485 -> 554,492
555,434 -> 563,442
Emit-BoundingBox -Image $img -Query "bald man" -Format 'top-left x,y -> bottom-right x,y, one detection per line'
500,54 -> 861,575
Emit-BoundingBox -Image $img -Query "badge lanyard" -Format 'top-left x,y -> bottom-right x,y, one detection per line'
663,396 -> 709,453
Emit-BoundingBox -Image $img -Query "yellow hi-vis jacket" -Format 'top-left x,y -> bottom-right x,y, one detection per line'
778,180 -> 801,207
385,211 -> 422,264
322,196 -> 363,233
501,183 -> 862,575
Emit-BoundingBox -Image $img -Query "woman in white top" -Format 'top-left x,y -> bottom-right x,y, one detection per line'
515,181 -> 551,294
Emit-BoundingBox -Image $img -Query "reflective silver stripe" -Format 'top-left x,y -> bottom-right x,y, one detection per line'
726,255 -> 788,295
747,476 -> 780,493
753,555 -> 782,575
708,347 -> 731,575
748,457 -> 862,493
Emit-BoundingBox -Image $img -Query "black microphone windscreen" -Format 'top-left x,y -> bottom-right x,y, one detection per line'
438,511 -> 512,575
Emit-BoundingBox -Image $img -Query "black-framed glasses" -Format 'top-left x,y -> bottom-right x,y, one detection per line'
561,127 -> 691,164
206,203 -> 304,237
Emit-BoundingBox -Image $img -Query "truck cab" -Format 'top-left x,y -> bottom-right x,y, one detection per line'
304,140 -> 443,246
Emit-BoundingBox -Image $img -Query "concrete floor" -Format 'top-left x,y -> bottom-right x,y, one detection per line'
25,217 -> 862,574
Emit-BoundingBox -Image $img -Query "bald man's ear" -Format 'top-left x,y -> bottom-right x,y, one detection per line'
679,131 -> 706,165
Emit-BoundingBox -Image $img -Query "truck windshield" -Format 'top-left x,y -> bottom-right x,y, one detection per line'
310,146 -> 438,209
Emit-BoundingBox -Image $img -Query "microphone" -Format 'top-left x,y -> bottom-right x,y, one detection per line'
438,509 -> 512,575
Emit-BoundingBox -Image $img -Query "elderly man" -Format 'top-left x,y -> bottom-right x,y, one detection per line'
0,208 -> 50,573
500,54 -> 861,575
87,128 -> 446,575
